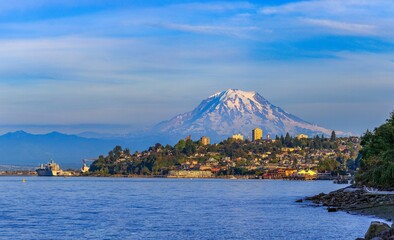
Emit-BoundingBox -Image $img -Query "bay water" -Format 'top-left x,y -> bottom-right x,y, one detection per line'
0,177 -> 383,239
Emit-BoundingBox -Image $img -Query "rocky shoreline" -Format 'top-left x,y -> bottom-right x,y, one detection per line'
304,186 -> 394,239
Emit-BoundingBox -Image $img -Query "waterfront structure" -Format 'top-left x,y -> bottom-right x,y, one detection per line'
81,162 -> 90,173
168,170 -> 213,178
201,136 -> 210,145
296,134 -> 308,139
36,160 -> 63,176
285,169 -> 297,176
296,169 -> 317,180
252,128 -> 263,141
232,133 -> 244,141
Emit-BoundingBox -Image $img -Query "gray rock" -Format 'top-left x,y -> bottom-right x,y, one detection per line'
327,207 -> 338,212
365,221 -> 391,240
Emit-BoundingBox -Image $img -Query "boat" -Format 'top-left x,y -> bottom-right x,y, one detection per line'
36,160 -> 63,176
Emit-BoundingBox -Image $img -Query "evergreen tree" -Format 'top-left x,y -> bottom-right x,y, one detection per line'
330,131 -> 336,142
283,133 -> 293,147
356,111 -> 394,188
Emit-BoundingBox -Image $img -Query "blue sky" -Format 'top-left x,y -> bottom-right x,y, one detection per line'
0,0 -> 393,135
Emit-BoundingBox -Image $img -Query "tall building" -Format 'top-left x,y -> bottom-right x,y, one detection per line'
200,136 -> 210,145
232,133 -> 244,141
252,128 -> 263,141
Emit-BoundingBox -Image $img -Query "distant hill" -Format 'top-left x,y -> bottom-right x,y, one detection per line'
0,131 -> 126,169
154,89 -> 346,142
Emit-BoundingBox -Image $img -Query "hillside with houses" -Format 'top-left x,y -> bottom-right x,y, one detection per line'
88,131 -> 361,180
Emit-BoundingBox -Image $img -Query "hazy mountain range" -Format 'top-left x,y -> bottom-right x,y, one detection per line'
0,89 -> 347,168
0,131 -> 123,169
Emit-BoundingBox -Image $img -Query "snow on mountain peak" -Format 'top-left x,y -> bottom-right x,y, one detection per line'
210,89 -> 256,100
155,89 -> 345,142
206,89 -> 266,113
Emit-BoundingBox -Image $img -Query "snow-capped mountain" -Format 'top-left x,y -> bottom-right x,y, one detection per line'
154,89 -> 345,141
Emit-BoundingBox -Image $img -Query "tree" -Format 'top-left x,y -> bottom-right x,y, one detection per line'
356,111 -> 394,189
330,131 -> 336,142
175,139 -> 186,153
113,145 -> 123,158
184,139 -> 196,155
318,159 -> 340,172
124,148 -> 131,156
285,132 -> 291,145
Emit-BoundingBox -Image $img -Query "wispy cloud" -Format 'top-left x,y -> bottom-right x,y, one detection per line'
154,23 -> 258,38
302,18 -> 376,35
260,0 -> 394,37
172,2 -> 254,12
0,1 -> 393,135
260,0 -> 394,15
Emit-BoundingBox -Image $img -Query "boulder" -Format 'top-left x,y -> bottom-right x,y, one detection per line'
327,207 -> 338,212
365,221 -> 391,240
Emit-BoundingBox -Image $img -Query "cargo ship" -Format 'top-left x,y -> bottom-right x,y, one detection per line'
36,160 -> 63,176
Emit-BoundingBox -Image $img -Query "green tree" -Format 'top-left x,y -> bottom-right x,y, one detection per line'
175,139 -> 186,153
113,145 -> 123,158
284,132 -> 291,146
330,131 -> 336,142
356,111 -> 394,189
184,139 -> 196,155
318,159 -> 340,172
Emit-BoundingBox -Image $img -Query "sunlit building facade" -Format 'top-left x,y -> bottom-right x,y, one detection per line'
252,128 -> 263,141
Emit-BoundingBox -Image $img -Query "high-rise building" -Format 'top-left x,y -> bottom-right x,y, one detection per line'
252,128 -> 263,141
232,133 -> 244,141
201,136 -> 210,145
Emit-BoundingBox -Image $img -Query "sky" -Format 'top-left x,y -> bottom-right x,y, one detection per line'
0,0 -> 393,136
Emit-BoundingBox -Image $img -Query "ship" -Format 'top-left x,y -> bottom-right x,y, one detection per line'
36,160 -> 63,176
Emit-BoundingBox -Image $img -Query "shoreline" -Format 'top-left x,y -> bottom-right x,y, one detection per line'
304,186 -> 394,239
305,186 -> 394,221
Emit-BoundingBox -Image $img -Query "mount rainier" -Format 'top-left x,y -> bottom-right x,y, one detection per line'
154,89 -> 345,142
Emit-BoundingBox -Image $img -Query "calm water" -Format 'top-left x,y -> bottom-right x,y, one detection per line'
0,177 -> 384,239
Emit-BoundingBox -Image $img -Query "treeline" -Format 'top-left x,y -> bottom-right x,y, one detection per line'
89,144 -> 178,176
88,131 -> 348,176
273,131 -> 338,149
356,111 -> 394,189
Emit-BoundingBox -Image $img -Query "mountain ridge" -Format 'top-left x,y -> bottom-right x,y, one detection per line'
0,131 -> 125,168
154,89 -> 345,141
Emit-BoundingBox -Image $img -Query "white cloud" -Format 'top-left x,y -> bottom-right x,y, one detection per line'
260,0 -> 393,15
302,18 -> 376,35
154,23 -> 258,38
259,0 -> 394,38
0,1 -> 392,134
172,2 -> 254,12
